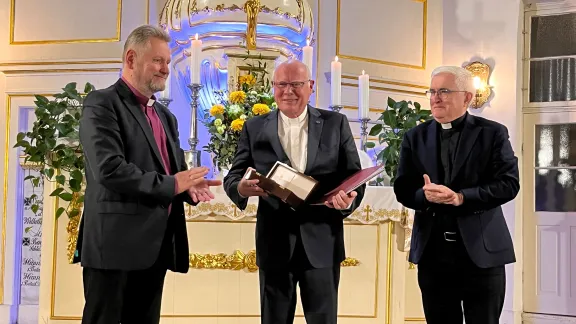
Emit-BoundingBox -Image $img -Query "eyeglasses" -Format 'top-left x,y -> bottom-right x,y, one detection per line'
272,80 -> 310,89
425,89 -> 467,100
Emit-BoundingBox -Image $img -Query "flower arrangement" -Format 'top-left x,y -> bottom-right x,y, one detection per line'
203,61 -> 277,171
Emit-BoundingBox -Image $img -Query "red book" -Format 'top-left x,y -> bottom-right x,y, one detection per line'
310,164 -> 385,205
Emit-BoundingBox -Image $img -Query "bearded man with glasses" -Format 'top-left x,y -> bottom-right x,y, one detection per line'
223,60 -> 365,324
394,66 -> 519,324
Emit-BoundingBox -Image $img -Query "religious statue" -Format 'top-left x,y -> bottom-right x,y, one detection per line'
244,0 -> 260,49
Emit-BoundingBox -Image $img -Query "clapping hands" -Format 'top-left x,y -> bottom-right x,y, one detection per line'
175,167 -> 222,203
422,174 -> 463,206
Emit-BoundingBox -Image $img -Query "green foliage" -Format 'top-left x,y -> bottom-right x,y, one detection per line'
14,82 -> 95,219
365,97 -> 433,185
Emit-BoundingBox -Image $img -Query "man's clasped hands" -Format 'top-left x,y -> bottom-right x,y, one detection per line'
422,174 -> 463,206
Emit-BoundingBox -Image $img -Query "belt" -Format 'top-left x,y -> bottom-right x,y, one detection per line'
443,232 -> 458,242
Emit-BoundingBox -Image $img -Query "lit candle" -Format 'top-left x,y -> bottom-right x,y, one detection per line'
302,39 -> 313,74
358,70 -> 370,119
190,33 -> 202,84
330,56 -> 341,106
160,58 -> 171,99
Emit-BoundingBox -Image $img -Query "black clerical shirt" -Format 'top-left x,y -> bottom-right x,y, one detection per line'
420,112 -> 470,267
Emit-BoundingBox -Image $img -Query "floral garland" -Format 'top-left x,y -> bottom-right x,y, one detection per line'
203,72 -> 277,171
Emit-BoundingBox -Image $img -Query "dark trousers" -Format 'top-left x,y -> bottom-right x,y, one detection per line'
258,238 -> 340,324
417,231 -> 506,324
81,264 -> 167,324
81,225 -> 174,324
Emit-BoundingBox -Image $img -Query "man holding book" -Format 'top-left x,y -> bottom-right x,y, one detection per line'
223,60 -> 365,324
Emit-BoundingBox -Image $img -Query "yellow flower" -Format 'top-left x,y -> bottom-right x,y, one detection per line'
252,103 -> 271,116
210,104 -> 225,116
242,74 -> 256,86
230,119 -> 245,132
229,91 -> 246,104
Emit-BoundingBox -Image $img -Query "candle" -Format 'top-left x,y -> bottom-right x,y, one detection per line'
190,33 -> 202,84
358,70 -> 370,119
160,59 -> 171,98
302,39 -> 313,74
330,56 -> 342,106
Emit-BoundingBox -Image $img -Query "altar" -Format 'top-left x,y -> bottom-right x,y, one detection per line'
38,184 -> 426,323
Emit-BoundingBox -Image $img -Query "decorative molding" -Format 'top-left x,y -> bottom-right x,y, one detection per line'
1,68 -> 121,75
9,0 -> 123,45
523,313 -> 576,324
0,60 -> 122,67
342,82 -> 426,97
335,0 -> 427,69
188,250 -> 360,271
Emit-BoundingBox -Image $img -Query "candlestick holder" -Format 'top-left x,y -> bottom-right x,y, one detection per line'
185,83 -> 203,168
157,97 -> 173,108
329,105 -> 343,113
359,117 -> 371,152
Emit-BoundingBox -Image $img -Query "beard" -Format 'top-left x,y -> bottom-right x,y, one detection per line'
147,79 -> 165,93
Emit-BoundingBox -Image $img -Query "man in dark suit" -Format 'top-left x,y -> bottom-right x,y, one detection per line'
223,60 -> 365,324
75,25 -> 221,324
394,66 -> 519,324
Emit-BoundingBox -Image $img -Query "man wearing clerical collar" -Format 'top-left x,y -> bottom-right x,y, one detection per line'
224,60 -> 365,324
394,66 -> 519,324
76,25 -> 221,324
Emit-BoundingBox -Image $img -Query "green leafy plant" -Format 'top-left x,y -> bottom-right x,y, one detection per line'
14,82 -> 95,219
366,97 -> 433,185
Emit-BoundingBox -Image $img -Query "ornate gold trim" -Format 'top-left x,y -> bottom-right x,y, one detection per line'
9,0 -> 122,45
54,221 -> 386,319
189,250 -> 360,271
0,94 -> 13,304
405,317 -> 426,322
335,0 -> 427,69
342,75 -> 429,90
2,68 -> 121,75
342,82 -> 426,97
0,60 -> 122,67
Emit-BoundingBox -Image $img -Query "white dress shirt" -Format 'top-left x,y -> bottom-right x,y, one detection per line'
278,108 -> 308,173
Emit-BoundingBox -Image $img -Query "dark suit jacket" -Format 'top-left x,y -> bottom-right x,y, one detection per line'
223,106 -> 365,270
394,115 -> 519,268
74,79 -> 194,272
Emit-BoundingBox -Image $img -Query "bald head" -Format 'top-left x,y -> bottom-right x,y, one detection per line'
272,60 -> 315,118
273,60 -> 311,82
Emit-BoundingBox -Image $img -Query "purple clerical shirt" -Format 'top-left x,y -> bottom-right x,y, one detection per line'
122,77 -> 176,211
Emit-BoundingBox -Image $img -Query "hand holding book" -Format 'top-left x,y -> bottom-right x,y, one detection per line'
323,190 -> 358,210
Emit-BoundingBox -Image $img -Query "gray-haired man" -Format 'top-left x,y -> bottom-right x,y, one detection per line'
75,25 -> 221,323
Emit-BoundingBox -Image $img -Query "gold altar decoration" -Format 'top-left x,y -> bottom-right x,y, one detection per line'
62,187 -> 415,264
189,250 -> 360,271
66,215 -> 80,263
243,0 -> 260,49
160,0 -> 314,58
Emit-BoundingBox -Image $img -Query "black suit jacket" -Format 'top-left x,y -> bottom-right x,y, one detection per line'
74,79 -> 194,272
394,115 -> 519,268
223,106 -> 365,270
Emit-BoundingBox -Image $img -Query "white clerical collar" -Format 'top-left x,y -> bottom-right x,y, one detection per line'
279,107 -> 308,125
147,98 -> 155,106
440,122 -> 452,129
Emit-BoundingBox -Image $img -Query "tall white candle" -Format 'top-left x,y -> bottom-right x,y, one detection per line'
190,33 -> 202,84
330,56 -> 342,106
160,59 -> 171,98
358,70 -> 370,119
302,39 -> 313,74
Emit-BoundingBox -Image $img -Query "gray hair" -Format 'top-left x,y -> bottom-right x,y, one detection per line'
431,66 -> 475,93
122,25 -> 171,62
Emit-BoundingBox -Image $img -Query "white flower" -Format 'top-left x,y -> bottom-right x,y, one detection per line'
240,114 -> 247,120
